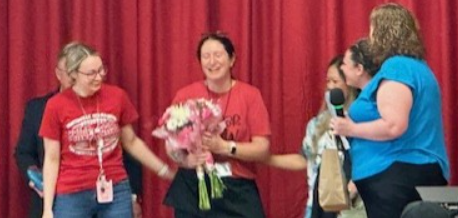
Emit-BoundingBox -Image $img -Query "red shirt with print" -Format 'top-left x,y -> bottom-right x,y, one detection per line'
39,84 -> 139,194
173,81 -> 271,179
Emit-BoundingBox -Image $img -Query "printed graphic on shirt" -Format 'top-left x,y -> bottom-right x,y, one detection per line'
222,114 -> 241,140
66,113 -> 120,156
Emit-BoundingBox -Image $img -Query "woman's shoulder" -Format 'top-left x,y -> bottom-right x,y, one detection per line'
177,81 -> 205,93
98,84 -> 133,101
382,55 -> 427,69
101,83 -> 125,93
233,80 -> 262,95
45,89 -> 75,110
174,81 -> 206,101
49,88 -> 73,101
378,55 -> 430,83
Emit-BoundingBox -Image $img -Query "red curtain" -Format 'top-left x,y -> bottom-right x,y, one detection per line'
1,0 -> 457,217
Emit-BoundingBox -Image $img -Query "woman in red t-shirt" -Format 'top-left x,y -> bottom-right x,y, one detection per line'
163,32 -> 271,218
39,42 -> 174,218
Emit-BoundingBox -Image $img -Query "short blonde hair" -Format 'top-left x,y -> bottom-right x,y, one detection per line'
58,42 -> 99,72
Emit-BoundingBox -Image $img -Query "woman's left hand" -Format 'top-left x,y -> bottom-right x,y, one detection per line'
132,196 -> 142,218
347,180 -> 358,200
201,131 -> 228,155
330,117 -> 355,136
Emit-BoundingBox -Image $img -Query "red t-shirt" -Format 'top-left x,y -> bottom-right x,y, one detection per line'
39,84 -> 139,194
173,80 -> 271,179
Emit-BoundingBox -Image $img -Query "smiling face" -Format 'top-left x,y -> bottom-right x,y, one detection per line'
341,49 -> 363,88
72,55 -> 105,96
199,39 -> 235,82
326,64 -> 349,99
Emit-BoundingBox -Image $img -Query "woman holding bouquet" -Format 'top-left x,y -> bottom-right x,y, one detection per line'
163,32 -> 271,218
39,42 -> 174,218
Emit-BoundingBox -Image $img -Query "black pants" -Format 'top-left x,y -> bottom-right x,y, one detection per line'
175,209 -> 204,218
28,191 -> 43,218
355,162 -> 447,218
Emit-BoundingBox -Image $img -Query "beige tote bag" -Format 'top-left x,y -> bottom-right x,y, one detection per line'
318,147 -> 350,212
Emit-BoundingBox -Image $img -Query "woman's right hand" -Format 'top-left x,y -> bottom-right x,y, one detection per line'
348,180 -> 359,199
330,116 -> 356,137
42,210 -> 53,218
182,151 -> 208,169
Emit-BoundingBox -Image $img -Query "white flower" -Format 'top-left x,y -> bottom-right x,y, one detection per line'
176,118 -> 186,127
165,104 -> 191,131
166,119 -> 178,131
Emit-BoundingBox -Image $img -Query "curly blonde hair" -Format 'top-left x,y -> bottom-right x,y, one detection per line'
369,3 -> 425,66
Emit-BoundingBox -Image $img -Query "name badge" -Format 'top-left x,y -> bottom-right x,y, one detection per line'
96,174 -> 113,203
214,162 -> 232,177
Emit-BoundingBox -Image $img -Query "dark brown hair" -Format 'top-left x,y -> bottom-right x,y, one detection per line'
196,32 -> 235,60
349,38 -> 378,77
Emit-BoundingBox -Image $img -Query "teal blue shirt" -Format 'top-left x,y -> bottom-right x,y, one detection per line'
349,56 -> 450,181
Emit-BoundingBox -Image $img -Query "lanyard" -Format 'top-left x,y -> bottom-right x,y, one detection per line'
75,92 -> 105,175
205,79 -> 233,118
330,133 -> 345,163
97,138 -> 105,174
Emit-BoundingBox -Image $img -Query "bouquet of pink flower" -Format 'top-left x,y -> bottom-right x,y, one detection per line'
152,98 -> 227,210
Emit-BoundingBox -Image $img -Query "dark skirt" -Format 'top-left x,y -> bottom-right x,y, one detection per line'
164,168 -> 265,218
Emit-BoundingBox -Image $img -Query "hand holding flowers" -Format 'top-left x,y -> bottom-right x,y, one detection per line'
201,132 -> 231,155
152,98 -> 227,210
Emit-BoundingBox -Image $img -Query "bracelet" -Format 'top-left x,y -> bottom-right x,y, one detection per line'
158,164 -> 169,177
132,194 -> 137,202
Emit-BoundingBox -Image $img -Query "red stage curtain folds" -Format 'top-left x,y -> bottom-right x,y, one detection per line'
1,0 -> 456,217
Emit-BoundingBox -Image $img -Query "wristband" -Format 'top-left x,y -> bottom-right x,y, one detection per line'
132,194 -> 137,202
158,164 -> 169,177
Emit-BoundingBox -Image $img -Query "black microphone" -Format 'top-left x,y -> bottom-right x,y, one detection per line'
330,88 -> 345,117
329,88 -> 346,151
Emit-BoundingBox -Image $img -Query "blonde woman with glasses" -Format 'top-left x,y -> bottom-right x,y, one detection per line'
39,42 -> 174,218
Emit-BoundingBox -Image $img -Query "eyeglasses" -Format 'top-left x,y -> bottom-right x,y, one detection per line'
77,65 -> 108,79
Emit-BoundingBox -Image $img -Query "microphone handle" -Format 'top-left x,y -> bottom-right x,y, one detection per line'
333,104 -> 345,150
335,108 -> 344,117
334,135 -> 344,151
